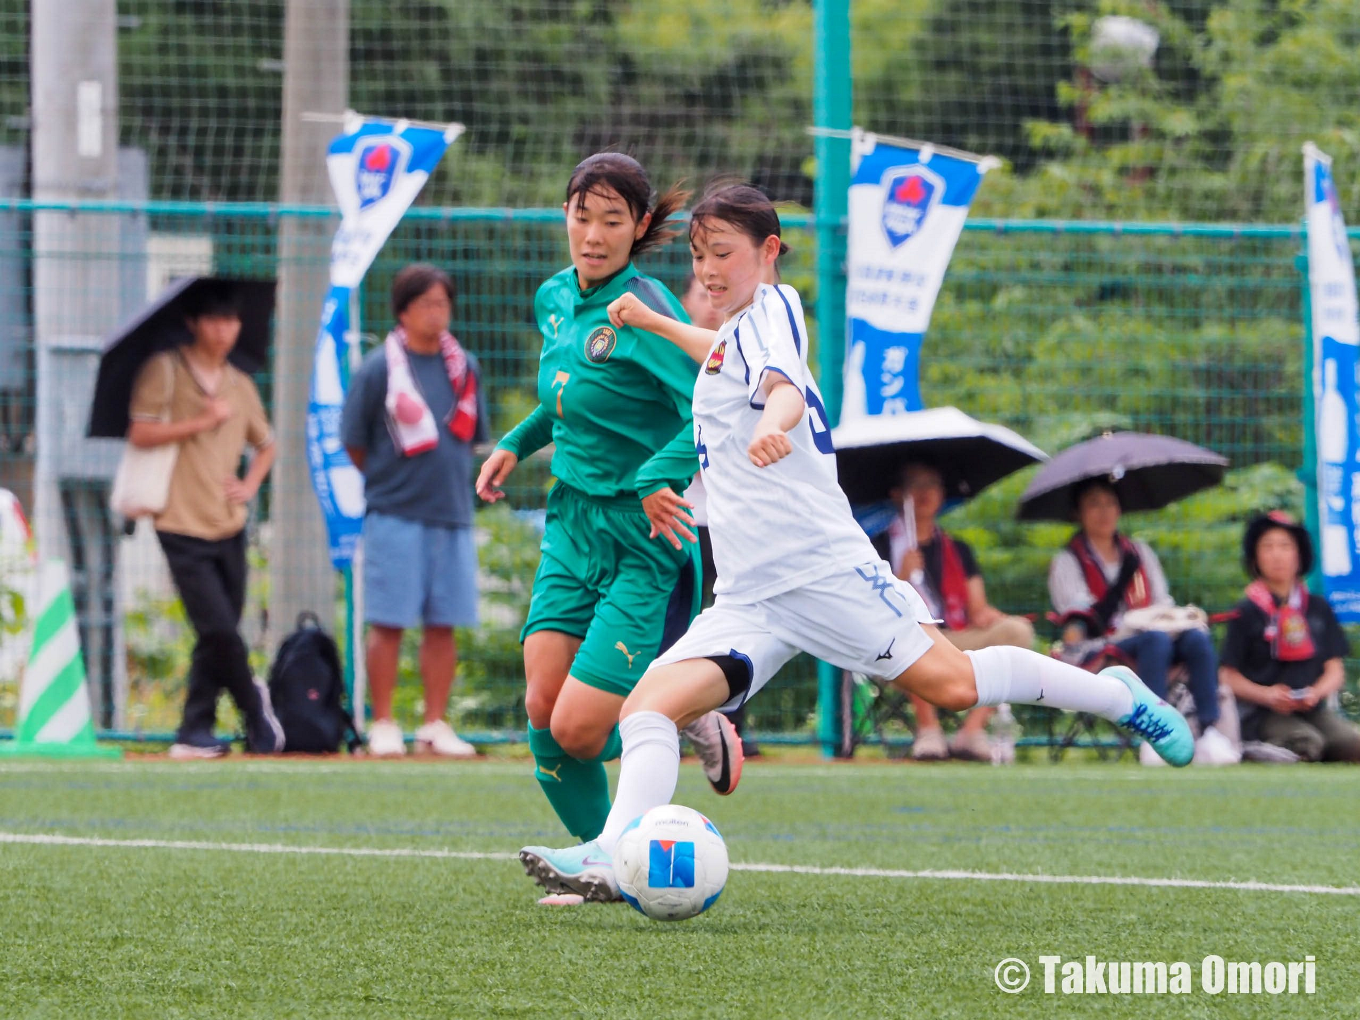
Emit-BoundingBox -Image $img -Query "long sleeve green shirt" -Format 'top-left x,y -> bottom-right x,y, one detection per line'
497,263 -> 699,501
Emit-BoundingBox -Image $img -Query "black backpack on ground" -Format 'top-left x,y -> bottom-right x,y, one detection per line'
267,612 -> 360,754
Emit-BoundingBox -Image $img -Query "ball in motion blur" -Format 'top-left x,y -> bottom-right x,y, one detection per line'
614,805 -> 729,921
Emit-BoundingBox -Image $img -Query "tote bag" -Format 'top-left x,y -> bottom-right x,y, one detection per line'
110,355 -> 180,519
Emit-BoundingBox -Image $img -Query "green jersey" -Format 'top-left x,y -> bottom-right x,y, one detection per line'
497,263 -> 699,500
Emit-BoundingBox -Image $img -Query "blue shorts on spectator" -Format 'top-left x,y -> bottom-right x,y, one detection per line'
363,510 -> 479,629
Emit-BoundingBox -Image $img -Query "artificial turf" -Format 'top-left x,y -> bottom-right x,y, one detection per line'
0,756 -> 1355,1019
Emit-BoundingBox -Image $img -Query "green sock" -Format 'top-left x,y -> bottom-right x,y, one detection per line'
592,725 -> 622,763
528,724 -> 612,842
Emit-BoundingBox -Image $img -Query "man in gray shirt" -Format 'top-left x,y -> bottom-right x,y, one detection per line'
342,264 -> 490,757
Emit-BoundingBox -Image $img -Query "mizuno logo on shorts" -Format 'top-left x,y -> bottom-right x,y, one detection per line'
854,563 -> 906,618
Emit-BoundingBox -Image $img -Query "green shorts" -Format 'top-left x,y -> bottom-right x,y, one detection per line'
522,482 -> 702,696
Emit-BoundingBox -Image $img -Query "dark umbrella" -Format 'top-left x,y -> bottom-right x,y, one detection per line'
87,277 -> 276,438
1016,431 -> 1228,521
832,406 -> 1048,506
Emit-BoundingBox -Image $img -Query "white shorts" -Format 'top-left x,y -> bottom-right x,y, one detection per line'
648,560 -> 937,711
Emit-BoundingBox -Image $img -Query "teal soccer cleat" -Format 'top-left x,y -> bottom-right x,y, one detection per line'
519,840 -> 621,903
1101,664 -> 1194,767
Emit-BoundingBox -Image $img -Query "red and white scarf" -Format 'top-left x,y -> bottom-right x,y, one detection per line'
1068,533 -> 1152,633
1244,580 -> 1316,662
384,327 -> 479,456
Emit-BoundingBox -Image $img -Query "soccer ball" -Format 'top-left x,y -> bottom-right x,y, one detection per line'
614,804 -> 728,921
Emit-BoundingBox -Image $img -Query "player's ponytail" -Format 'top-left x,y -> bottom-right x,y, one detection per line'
689,181 -> 791,259
565,152 -> 690,257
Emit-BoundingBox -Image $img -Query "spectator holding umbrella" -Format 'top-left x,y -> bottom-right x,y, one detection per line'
874,461 -> 1035,761
834,406 -> 1047,760
123,281 -> 281,758
1219,512 -> 1360,762
1030,432 -> 1238,766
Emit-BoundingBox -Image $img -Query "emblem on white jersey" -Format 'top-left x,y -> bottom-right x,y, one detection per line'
705,340 -> 727,375
586,326 -> 617,363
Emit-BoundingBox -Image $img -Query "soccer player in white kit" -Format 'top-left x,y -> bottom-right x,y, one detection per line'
519,183 -> 1193,902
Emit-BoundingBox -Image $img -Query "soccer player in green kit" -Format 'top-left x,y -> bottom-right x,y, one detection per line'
476,153 -> 741,857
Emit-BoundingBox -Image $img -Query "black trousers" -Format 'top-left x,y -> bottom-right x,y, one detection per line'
157,529 -> 260,740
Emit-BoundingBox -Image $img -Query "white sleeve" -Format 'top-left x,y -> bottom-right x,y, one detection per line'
741,285 -> 808,408
1048,550 -> 1095,615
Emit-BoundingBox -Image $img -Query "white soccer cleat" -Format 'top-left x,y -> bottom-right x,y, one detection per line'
366,719 -> 407,757
414,720 -> 477,758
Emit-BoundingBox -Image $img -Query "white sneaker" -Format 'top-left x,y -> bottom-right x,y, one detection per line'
1194,725 -> 1241,766
414,720 -> 477,758
1138,741 -> 1166,767
367,719 -> 407,757
168,741 -> 228,760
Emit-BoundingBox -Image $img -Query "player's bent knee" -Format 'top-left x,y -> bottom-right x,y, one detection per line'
550,714 -> 610,760
932,678 -> 979,713
523,683 -> 558,730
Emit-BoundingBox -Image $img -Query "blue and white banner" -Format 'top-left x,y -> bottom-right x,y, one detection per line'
841,130 -> 996,421
308,112 -> 463,568
1305,142 -> 1360,619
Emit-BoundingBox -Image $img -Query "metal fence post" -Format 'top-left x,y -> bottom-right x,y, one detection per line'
813,0 -> 851,758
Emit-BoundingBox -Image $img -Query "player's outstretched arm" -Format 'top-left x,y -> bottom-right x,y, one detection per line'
608,293 -> 717,363
748,378 -> 806,467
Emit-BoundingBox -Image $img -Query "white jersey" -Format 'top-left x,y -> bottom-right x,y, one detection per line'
694,283 -> 881,603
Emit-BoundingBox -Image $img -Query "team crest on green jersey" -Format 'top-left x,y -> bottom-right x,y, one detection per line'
585,326 -> 617,363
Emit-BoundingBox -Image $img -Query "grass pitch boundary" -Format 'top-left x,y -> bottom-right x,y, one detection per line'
3,830 -> 1357,898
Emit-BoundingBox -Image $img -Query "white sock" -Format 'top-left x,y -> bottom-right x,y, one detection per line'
967,646 -> 1135,721
597,711 -> 681,856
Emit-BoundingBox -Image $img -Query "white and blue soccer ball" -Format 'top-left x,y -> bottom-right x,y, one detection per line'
614,804 -> 728,921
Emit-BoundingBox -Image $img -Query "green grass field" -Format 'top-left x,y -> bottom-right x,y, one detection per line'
0,756 -> 1356,1019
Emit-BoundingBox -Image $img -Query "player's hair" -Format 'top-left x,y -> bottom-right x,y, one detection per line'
689,181 -> 792,258
565,152 -> 689,256
391,263 -> 455,318
184,280 -> 241,320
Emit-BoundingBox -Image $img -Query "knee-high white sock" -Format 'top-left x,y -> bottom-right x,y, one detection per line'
967,646 -> 1135,721
597,711 -> 681,856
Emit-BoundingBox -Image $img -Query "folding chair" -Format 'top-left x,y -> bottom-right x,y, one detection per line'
839,669 -> 969,759
1042,641 -> 1137,762
1044,610 -> 1239,762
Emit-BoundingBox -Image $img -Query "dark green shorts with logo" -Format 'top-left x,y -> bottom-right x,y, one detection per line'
522,482 -> 701,696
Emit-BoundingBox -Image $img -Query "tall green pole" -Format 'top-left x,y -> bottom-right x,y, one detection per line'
814,0 -> 851,758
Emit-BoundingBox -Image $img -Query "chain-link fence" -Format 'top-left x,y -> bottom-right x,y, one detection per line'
1,1 -> 1357,740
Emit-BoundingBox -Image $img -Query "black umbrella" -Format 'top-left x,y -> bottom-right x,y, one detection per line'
1017,431 -> 1228,521
832,406 -> 1048,505
87,277 -> 276,438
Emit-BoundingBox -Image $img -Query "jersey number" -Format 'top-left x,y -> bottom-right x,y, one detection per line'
695,423 -> 709,468
806,387 -> 834,454
552,371 -> 570,418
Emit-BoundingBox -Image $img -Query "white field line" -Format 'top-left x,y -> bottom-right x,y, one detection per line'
1,831 -> 1357,897
3,759 -> 1355,785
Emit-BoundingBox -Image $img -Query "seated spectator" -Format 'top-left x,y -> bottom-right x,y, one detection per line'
1219,512 -> 1360,763
1048,479 -> 1238,765
873,462 -> 1035,761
